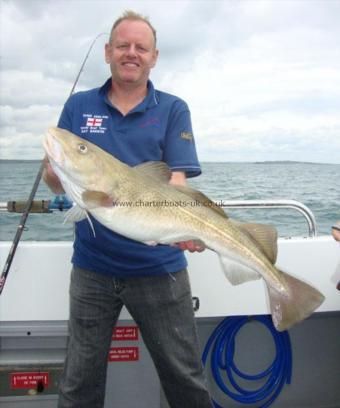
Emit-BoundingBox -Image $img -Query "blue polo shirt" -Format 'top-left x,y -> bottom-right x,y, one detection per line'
58,78 -> 201,277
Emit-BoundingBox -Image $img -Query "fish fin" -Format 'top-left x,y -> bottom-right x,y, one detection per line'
268,270 -> 325,331
219,255 -> 261,285
82,191 -> 114,208
232,221 -> 278,264
135,161 -> 227,220
85,212 -> 96,237
64,204 -> 87,223
134,161 -> 172,183
173,185 -> 228,219
63,205 -> 96,237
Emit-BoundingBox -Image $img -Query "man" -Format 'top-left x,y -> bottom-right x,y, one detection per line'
43,10 -> 212,408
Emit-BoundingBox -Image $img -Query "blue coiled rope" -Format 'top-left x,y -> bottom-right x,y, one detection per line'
202,315 -> 292,407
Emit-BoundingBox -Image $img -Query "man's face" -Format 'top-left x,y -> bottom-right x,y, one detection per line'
105,19 -> 158,87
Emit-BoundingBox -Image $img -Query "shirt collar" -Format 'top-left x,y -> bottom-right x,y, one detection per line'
99,78 -> 159,114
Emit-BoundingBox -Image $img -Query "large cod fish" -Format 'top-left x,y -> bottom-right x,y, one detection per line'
44,127 -> 324,331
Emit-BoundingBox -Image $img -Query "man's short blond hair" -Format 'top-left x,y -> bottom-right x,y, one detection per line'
109,10 -> 157,46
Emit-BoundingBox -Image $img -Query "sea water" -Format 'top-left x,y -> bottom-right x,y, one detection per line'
0,160 -> 339,241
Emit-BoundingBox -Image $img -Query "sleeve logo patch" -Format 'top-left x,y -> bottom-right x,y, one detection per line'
181,132 -> 193,141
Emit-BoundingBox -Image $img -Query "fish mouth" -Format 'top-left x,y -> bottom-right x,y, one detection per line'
43,134 -> 52,157
43,129 -> 64,165
43,127 -> 90,192
43,129 -> 87,200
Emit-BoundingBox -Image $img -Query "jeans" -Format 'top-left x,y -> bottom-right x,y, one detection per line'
58,266 -> 213,408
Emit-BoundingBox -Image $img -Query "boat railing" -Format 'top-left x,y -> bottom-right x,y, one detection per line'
0,198 -> 317,237
218,199 -> 317,237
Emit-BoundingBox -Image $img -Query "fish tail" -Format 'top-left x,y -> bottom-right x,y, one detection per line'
268,270 -> 325,331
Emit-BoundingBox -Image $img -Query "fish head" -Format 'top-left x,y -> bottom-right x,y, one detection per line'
44,127 -> 118,199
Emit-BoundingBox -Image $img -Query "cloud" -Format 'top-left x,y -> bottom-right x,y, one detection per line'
1,0 -> 340,163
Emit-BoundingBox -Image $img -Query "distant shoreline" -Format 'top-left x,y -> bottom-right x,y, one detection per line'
252,160 -> 333,165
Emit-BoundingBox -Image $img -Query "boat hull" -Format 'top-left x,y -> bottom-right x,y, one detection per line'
0,236 -> 339,321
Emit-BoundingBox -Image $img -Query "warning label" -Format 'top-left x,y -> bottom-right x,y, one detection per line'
112,326 -> 139,341
10,372 -> 49,389
108,347 -> 139,362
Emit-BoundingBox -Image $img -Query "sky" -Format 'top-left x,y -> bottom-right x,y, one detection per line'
0,0 -> 340,163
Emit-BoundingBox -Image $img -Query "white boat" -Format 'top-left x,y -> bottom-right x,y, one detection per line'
0,200 -> 339,407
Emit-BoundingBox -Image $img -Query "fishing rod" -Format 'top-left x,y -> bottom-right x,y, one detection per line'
0,196 -> 74,213
0,32 -> 107,295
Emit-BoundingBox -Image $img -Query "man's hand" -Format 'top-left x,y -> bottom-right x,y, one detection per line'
175,241 -> 205,253
332,222 -> 340,242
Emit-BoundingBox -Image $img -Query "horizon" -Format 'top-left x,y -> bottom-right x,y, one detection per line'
1,159 -> 339,165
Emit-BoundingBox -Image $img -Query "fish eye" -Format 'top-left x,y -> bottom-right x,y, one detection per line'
78,144 -> 88,154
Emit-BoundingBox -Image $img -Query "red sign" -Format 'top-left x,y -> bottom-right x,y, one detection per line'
108,347 -> 139,362
112,326 -> 139,341
11,372 -> 49,389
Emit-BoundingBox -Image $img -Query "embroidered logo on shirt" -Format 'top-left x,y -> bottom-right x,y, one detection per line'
81,114 -> 108,134
86,117 -> 102,127
139,117 -> 160,128
181,132 -> 193,141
